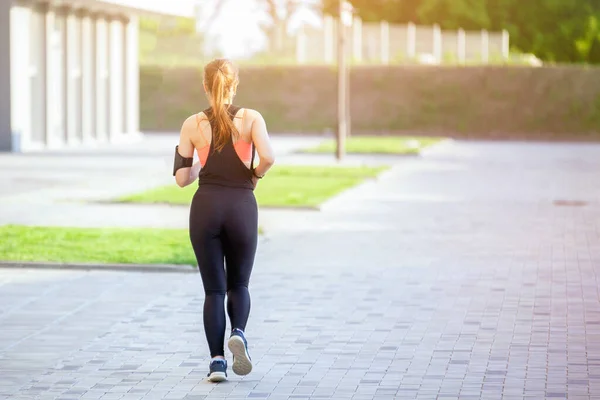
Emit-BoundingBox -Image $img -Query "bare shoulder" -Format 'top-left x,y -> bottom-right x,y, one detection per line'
242,108 -> 265,124
182,112 -> 208,131
181,114 -> 196,130
196,112 -> 210,128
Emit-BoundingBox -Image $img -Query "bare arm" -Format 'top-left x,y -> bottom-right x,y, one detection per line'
250,111 -> 275,178
174,116 -> 201,188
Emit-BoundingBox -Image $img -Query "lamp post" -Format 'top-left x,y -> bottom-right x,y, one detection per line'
336,0 -> 352,161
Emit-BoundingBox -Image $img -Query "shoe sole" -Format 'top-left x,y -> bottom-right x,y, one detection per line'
228,335 -> 253,376
207,371 -> 227,382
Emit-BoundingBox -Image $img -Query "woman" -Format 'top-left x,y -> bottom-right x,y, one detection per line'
172,58 -> 275,382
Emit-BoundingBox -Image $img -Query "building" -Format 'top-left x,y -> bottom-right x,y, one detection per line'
0,0 -> 194,152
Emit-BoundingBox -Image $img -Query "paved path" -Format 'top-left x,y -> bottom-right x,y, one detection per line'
0,133 -> 408,231
2,140 -> 600,399
0,134 -> 330,230
0,133 -> 415,232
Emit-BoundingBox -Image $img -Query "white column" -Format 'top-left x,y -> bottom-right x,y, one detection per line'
95,16 -> 109,142
125,15 -> 139,136
481,29 -> 489,63
433,24 -> 442,63
10,6 -> 32,152
502,29 -> 510,60
324,15 -> 334,64
457,28 -> 466,64
380,21 -> 389,64
0,0 -> 10,151
352,16 -> 362,62
44,8 -> 55,147
66,9 -> 81,145
81,12 -> 95,143
108,17 -> 124,140
29,4 -> 47,150
45,7 -> 66,149
121,16 -> 127,135
59,8 -> 68,146
296,24 -> 306,64
407,22 -> 416,60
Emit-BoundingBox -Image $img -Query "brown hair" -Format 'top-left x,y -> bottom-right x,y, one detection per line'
203,58 -> 239,152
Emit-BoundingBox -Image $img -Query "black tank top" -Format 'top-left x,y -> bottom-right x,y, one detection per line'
197,105 -> 255,190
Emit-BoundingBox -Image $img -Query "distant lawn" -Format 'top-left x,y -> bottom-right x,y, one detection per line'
303,136 -> 443,155
120,165 -> 389,208
0,225 -> 197,265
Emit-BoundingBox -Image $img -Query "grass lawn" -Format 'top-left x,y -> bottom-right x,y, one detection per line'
303,136 -> 444,155
0,225 -> 197,265
120,165 -> 389,208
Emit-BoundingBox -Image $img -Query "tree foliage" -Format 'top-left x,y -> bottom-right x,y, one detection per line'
258,0 -> 299,55
321,0 -> 600,63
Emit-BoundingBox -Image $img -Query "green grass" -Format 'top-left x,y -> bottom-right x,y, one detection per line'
120,165 -> 388,208
0,225 -> 197,265
303,136 -> 443,155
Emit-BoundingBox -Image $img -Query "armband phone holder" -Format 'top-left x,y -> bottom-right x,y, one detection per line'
173,145 -> 193,176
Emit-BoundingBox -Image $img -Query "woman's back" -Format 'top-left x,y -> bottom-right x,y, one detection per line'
193,104 -> 255,190
194,106 -> 254,169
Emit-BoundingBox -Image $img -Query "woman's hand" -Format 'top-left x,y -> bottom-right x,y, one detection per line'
252,175 -> 259,188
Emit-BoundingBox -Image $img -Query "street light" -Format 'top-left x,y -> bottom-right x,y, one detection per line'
336,0 -> 352,161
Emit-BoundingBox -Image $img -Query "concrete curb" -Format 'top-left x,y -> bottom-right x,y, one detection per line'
418,138 -> 455,157
0,260 -> 198,274
93,200 -> 322,213
0,236 -> 273,274
293,149 -> 421,157
288,138 -> 453,162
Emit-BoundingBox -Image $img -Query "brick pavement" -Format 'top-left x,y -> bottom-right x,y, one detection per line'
1,140 -> 600,399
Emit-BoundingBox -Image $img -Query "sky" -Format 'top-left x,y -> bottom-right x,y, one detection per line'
195,0 -> 322,58
109,0 -> 324,58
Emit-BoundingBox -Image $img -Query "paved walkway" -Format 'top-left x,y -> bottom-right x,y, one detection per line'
0,134 -> 329,230
2,140 -> 600,399
0,133 -> 416,232
0,133 -> 405,231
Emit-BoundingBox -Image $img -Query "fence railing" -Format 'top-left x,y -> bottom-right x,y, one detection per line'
295,16 -> 510,65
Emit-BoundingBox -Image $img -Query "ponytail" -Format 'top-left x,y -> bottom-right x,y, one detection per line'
204,59 -> 239,152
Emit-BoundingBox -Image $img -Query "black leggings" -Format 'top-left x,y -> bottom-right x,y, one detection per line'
189,185 -> 258,358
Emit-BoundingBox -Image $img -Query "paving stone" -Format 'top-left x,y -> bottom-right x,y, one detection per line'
2,141 -> 600,399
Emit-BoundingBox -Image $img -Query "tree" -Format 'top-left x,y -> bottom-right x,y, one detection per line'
417,0 -> 490,30
202,0 -> 228,33
486,0 -> 600,63
259,0 -> 299,55
321,0 -> 421,23
320,0 -> 600,64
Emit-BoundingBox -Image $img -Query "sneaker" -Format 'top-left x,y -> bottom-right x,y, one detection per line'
227,328 -> 253,376
207,358 -> 227,382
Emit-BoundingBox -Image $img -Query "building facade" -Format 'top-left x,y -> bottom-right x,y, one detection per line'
0,0 -> 193,152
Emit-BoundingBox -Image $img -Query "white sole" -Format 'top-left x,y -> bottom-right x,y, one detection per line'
207,371 -> 227,382
228,335 -> 253,376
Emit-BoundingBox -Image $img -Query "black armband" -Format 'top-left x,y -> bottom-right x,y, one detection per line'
173,145 -> 193,176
